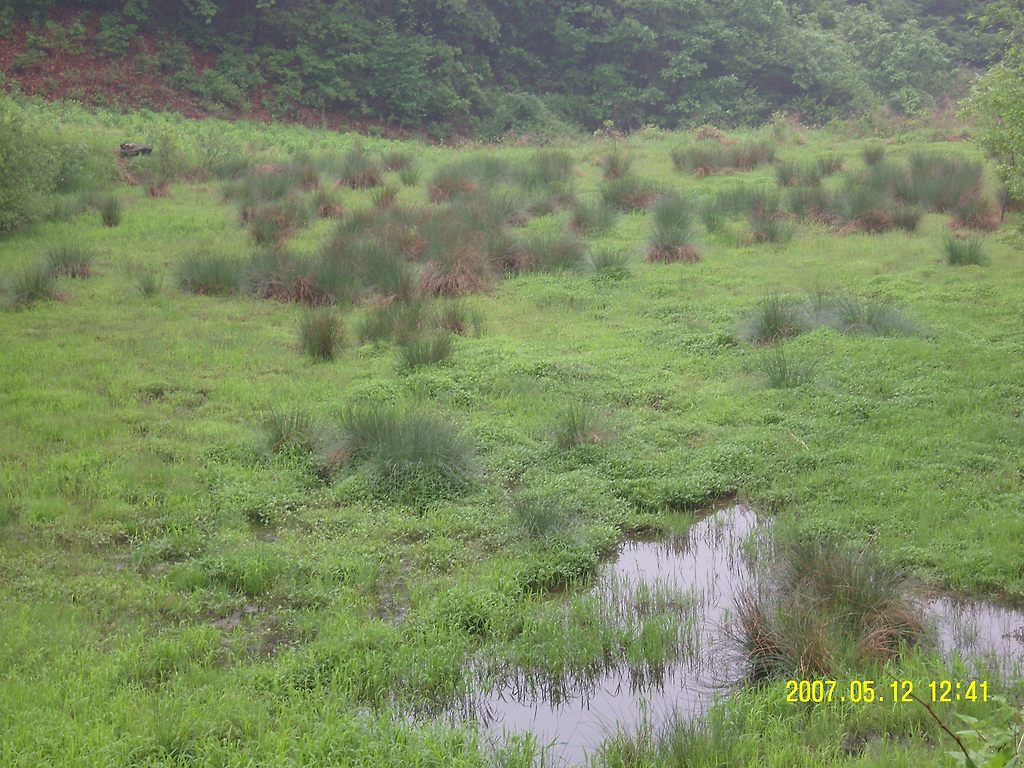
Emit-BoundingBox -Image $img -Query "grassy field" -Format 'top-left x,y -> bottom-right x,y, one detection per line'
1,96 -> 1023,766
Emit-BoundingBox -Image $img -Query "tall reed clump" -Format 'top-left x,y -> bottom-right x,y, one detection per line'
225,167 -> 301,221
943,235 -> 987,266
324,405 -> 478,502
418,214 -> 494,295
735,536 -> 925,681
46,244 -> 94,278
647,191 -> 700,262
511,489 -> 574,540
356,298 -> 431,345
299,308 -> 345,361
775,160 -> 822,187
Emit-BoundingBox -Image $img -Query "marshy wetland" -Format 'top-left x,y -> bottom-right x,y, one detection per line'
2,96 -> 1024,766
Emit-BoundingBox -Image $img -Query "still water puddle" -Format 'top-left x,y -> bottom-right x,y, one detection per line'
467,505 -> 1024,767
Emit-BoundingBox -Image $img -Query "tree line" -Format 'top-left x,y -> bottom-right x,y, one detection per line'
3,0 -> 997,136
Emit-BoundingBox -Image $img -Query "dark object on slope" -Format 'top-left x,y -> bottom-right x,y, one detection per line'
119,143 -> 152,158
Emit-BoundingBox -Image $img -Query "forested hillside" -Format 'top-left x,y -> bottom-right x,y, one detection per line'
0,0 -> 997,136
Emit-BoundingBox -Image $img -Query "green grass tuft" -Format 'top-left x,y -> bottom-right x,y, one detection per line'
552,402 -> 607,449
96,195 -> 121,227
177,253 -> 244,296
944,235 -> 987,266
299,308 -> 344,361
743,295 -> 805,344
46,244 -> 94,278
263,409 -> 319,455
755,346 -> 814,389
398,333 -> 453,369
325,405 -> 478,501
737,535 -> 925,681
4,263 -> 57,309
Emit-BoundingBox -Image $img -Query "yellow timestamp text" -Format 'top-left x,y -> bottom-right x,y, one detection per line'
785,679 -> 990,704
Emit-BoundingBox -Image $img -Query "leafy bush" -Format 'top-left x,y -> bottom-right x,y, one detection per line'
299,308 -> 344,361
325,405 -> 478,502
46,244 -> 94,278
0,114 -> 54,233
944,236 -> 987,266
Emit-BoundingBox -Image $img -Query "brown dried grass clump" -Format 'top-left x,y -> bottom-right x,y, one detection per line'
419,248 -> 494,296
429,180 -> 479,204
646,245 -> 701,263
694,125 -> 735,145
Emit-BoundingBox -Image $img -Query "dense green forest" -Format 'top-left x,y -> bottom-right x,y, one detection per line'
0,0 -> 999,135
